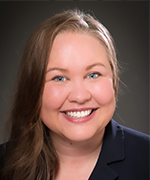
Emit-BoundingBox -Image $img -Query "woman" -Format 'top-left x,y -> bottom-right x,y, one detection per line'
0,9 -> 149,180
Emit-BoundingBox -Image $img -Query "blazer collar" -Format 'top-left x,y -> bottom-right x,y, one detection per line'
89,119 -> 125,180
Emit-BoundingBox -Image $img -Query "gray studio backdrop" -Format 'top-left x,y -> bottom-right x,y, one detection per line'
0,2 -> 149,144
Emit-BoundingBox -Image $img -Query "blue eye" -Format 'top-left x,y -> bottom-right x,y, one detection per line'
87,72 -> 101,79
53,76 -> 67,82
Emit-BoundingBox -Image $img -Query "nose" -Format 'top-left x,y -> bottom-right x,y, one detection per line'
68,82 -> 91,104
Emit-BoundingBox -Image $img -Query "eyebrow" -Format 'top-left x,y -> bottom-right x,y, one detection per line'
86,62 -> 105,70
46,67 -> 68,73
46,62 -> 105,73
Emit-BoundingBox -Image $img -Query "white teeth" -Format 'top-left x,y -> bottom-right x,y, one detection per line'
66,110 -> 92,118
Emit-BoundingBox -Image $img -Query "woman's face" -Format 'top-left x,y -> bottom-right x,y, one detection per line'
41,32 -> 115,143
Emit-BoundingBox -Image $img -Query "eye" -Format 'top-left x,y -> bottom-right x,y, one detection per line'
52,76 -> 67,82
87,72 -> 101,79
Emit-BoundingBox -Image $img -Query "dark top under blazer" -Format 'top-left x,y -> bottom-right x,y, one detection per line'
0,119 -> 149,180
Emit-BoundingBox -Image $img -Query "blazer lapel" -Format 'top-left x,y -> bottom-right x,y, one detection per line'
89,160 -> 118,180
89,119 -> 125,180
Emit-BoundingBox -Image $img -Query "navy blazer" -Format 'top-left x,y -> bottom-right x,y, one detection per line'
89,119 -> 150,180
0,119 -> 149,180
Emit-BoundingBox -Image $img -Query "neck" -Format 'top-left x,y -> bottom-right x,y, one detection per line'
51,129 -> 105,180
51,128 -> 104,164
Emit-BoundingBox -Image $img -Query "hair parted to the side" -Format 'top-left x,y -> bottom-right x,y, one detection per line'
2,9 -> 119,180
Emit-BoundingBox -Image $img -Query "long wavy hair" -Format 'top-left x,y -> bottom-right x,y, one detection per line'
2,9 -> 119,180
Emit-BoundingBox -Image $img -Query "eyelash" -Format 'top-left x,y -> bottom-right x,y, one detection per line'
52,76 -> 67,82
87,72 -> 101,79
52,72 -> 101,82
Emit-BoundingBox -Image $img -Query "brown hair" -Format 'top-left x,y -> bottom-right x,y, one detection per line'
2,9 -> 119,180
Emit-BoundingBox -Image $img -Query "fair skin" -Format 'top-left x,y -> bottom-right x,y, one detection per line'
41,32 -> 116,179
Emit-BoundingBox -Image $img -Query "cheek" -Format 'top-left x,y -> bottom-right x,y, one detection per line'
42,84 -> 66,110
92,78 -> 115,105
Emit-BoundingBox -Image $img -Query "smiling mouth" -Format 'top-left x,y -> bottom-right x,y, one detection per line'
64,109 -> 96,119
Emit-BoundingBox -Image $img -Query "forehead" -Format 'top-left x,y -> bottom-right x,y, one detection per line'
48,32 -> 111,70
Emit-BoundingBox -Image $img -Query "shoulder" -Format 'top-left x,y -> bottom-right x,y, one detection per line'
111,119 -> 150,170
90,120 -> 150,180
113,120 -> 149,144
111,119 -> 149,139
103,120 -> 149,179
111,119 -> 149,149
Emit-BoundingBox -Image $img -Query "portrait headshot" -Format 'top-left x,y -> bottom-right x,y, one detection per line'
0,2 -> 149,180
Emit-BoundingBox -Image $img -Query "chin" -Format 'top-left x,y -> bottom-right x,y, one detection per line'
61,127 -> 103,143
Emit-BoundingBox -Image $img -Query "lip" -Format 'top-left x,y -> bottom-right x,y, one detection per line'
61,108 -> 98,123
